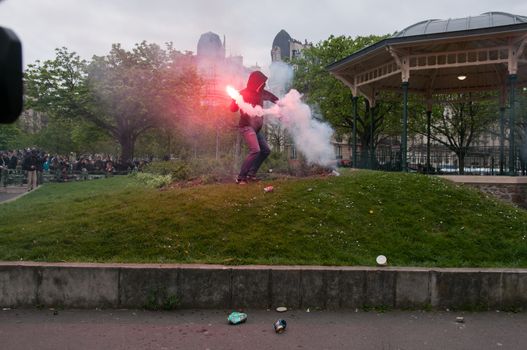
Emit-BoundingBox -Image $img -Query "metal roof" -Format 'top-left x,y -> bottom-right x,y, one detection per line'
393,12 -> 527,38
326,12 -> 527,98
327,12 -> 527,73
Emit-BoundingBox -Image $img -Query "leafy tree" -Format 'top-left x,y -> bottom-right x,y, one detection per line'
24,48 -> 113,155
70,120 -> 114,154
24,43 -> 201,162
0,123 -> 22,150
87,42 -> 200,161
25,48 -> 89,120
412,93 -> 498,174
292,34 -> 400,167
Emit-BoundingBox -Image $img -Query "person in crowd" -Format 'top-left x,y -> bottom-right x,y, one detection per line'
8,150 -> 18,171
22,149 -> 39,191
43,155 -> 50,173
1,148 -> 148,184
36,151 -> 44,185
0,151 -> 9,188
105,160 -> 114,177
79,158 -> 89,180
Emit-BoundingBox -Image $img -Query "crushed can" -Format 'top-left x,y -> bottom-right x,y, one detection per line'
228,311 -> 247,325
273,319 -> 287,333
264,185 -> 274,193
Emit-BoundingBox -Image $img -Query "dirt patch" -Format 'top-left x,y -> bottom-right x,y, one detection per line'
164,168 -> 342,190
166,176 -> 235,189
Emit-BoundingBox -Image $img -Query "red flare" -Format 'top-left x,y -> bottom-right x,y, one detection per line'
226,85 -> 239,100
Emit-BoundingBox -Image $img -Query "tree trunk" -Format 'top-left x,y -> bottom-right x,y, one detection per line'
457,152 -> 465,175
358,131 -> 372,168
119,132 -> 135,163
358,144 -> 369,168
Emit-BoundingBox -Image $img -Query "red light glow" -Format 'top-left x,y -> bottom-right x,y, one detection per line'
226,85 -> 239,100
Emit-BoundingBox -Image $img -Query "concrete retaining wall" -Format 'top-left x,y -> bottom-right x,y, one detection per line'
467,183 -> 527,209
440,175 -> 527,208
1,262 -> 526,310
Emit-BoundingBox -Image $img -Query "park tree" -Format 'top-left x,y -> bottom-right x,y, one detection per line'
24,48 -> 92,153
25,48 -> 89,119
411,93 -> 498,174
25,43 -> 201,162
87,42 -> 201,161
0,123 -> 22,150
292,34 -> 400,167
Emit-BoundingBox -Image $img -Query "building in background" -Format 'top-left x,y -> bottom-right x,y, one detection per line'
195,32 -> 255,160
271,29 -> 309,62
196,31 -> 251,107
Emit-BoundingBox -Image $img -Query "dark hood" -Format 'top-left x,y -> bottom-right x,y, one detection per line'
246,71 -> 268,92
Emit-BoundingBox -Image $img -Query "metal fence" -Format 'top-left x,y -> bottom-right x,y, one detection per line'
347,145 -> 527,175
1,168 -> 130,187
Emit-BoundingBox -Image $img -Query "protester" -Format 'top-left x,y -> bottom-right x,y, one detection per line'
230,71 -> 278,184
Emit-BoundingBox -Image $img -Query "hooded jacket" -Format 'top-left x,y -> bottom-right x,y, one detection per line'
230,71 -> 278,132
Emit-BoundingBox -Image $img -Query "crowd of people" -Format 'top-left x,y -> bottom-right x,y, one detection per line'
0,149 -> 147,191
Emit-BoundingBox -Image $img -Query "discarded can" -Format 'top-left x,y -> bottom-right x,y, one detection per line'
228,311 -> 247,325
264,185 -> 274,193
273,319 -> 287,333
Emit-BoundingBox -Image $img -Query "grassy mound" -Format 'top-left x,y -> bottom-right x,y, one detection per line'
0,170 -> 526,267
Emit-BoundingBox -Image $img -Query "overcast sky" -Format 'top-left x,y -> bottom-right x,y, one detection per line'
1,0 -> 527,71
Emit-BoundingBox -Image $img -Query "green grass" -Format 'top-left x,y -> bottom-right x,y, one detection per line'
1,170 -> 526,267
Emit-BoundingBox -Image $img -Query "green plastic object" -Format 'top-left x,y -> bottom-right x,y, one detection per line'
228,311 -> 248,325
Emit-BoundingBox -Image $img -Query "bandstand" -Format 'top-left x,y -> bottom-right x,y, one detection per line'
327,12 -> 527,175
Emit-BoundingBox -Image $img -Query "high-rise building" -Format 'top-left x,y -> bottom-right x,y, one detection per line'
271,29 -> 309,62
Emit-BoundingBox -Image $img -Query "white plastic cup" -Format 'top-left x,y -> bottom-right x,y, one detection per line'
376,255 -> 387,266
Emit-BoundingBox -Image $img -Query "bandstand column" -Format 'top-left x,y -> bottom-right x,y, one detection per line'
401,81 -> 409,172
499,106 -> 505,175
508,74 -> 517,175
352,95 -> 358,169
369,105 -> 375,169
426,110 -> 432,174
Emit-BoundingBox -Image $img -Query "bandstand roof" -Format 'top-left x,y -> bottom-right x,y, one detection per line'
327,12 -> 527,101
393,12 -> 527,38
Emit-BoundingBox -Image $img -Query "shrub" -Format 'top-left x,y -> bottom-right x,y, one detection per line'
259,151 -> 291,174
132,172 -> 172,188
186,156 -> 236,179
143,160 -> 190,180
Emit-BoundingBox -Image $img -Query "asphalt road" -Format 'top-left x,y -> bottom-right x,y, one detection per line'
0,308 -> 525,350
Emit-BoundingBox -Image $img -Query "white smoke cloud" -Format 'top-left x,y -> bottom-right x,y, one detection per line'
274,89 -> 336,167
228,62 -> 336,167
267,61 -> 294,98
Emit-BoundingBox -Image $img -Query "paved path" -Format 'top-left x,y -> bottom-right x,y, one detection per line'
0,186 -> 30,203
0,309 -> 525,350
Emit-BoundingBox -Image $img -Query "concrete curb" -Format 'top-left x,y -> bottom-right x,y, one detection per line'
1,262 -> 526,310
